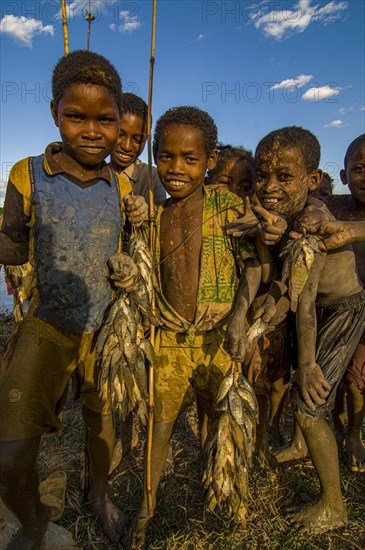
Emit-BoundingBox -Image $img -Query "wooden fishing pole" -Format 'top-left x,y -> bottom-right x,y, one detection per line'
61,0 -> 69,55
146,0 -> 157,516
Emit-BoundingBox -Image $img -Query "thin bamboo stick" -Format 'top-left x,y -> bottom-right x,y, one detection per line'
145,0 -> 157,517
61,0 -> 69,55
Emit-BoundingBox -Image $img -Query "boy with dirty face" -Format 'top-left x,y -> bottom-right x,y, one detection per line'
128,106 -> 261,546
252,127 -> 365,535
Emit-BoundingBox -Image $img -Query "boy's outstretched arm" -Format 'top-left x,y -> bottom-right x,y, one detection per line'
224,258 -> 261,361
300,220 -> 365,250
292,252 -> 331,412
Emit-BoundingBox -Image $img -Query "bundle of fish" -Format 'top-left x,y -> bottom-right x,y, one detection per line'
202,366 -> 259,527
280,234 -> 320,312
96,233 -> 160,424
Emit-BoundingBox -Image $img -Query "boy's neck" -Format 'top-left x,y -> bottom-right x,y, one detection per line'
54,150 -> 105,182
167,184 -> 204,208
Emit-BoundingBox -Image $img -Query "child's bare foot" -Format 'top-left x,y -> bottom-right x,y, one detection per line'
274,442 -> 308,463
287,498 -> 347,535
346,433 -> 365,472
89,495 -> 127,543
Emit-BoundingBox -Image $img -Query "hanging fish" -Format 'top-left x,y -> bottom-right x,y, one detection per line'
96,232 -> 159,425
280,235 -> 320,312
202,366 -> 258,528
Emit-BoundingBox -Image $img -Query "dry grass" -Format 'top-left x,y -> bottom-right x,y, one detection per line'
39,402 -> 365,550
1,317 -> 365,549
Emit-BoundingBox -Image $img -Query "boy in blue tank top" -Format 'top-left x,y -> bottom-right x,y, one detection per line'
0,50 -> 147,548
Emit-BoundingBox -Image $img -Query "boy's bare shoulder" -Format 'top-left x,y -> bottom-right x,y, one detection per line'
324,194 -> 354,220
294,196 -> 335,228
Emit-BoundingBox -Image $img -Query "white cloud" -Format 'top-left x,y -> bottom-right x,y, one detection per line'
324,119 -> 345,128
270,74 -> 313,90
338,106 -> 353,115
360,106 -> 365,112
119,10 -> 141,32
251,0 -> 348,40
302,85 -> 341,101
0,15 -> 54,47
197,34 -> 205,41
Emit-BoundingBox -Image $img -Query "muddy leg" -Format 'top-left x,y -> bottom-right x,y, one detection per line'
275,419 -> 308,463
345,384 -> 365,472
82,406 -> 127,543
127,420 -> 175,549
287,412 -> 347,535
331,381 -> 347,447
268,377 -> 289,449
0,437 -> 50,550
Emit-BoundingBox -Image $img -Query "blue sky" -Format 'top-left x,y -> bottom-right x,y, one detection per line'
1,0 -> 364,204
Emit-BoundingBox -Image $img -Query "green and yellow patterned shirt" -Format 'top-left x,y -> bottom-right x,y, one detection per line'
150,185 -> 256,333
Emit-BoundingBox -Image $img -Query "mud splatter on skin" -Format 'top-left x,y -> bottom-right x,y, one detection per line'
254,144 -> 322,219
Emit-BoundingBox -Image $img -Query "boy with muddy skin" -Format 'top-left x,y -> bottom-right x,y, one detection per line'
229,126 -> 365,535
323,134 -> 365,472
127,106 -> 262,547
209,147 -> 291,459
0,50 -> 148,548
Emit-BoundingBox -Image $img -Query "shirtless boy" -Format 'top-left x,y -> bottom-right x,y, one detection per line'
324,134 -> 365,472
128,106 -> 261,546
251,126 -> 365,534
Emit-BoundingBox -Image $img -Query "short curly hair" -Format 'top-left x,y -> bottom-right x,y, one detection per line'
153,106 -> 217,160
255,126 -> 320,172
52,50 -> 122,111
344,134 -> 365,168
206,144 -> 254,183
121,93 -> 148,121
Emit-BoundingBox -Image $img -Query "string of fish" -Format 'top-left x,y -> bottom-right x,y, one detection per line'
96,232 -> 160,425
202,365 -> 259,528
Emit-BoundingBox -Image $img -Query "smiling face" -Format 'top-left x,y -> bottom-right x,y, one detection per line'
110,112 -> 147,171
255,145 -> 322,218
340,141 -> 365,205
50,83 -> 120,171
212,157 -> 255,199
156,124 -> 217,201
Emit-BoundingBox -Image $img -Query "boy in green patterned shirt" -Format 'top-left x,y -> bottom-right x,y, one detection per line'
128,106 -> 261,546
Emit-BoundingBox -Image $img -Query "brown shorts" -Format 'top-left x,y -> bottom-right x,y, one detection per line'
344,330 -> 365,393
0,316 -> 111,441
154,328 -> 234,423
